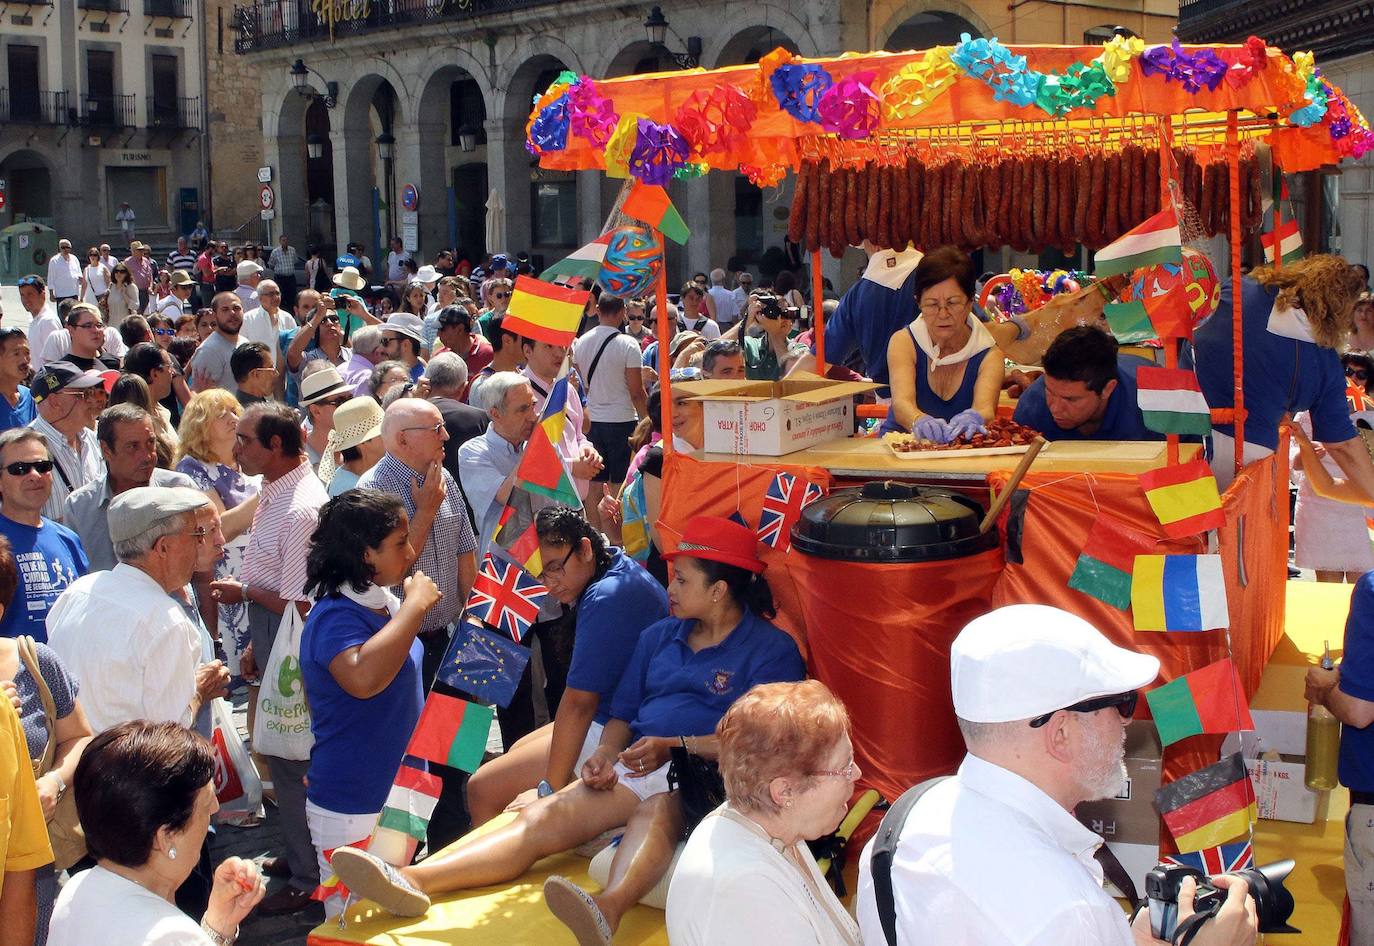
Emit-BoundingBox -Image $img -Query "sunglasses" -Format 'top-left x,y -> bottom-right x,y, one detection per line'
627,315 -> 645,322
1347,366 -> 1369,382
154,327 -> 176,337
16,276 -> 41,288
1028,690 -> 1139,728
491,292 -> 511,300
321,314 -> 341,325
4,459 -> 53,476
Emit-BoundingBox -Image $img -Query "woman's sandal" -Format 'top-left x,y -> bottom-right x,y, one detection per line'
329,847 -> 431,917
543,874 -> 613,946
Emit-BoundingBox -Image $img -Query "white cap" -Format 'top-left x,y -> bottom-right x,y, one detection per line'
237,260 -> 264,281
950,605 -> 1160,723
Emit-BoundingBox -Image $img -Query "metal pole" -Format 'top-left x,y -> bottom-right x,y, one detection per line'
1228,112 -> 1246,475
812,247 -> 826,373
655,230 -> 673,454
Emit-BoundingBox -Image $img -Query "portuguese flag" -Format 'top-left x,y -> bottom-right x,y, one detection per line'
1145,659 -> 1254,746
405,692 -> 493,774
1067,513 -> 1157,610
1154,753 -> 1257,853
1093,205 -> 1182,278
1137,367 -> 1212,437
623,181 -> 691,244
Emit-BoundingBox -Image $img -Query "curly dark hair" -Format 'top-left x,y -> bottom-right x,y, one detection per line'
304,489 -> 408,598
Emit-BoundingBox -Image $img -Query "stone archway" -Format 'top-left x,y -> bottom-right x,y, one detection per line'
500,54 -> 576,259
877,1 -> 989,50
272,89 -> 313,252
415,64 -> 488,257
338,75 -> 402,262
0,148 -> 54,227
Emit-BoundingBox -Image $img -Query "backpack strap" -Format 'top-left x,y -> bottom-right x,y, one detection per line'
584,329 -> 622,392
869,776 -> 950,946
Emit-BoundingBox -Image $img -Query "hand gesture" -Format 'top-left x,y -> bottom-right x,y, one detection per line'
618,736 -> 669,778
503,787 -> 541,814
195,660 -> 231,702
569,445 -> 604,480
598,493 -> 623,525
402,570 -> 443,614
209,579 -> 245,605
415,460 -> 447,510
581,747 -> 620,791
1305,665 -> 1339,705
204,857 -> 266,936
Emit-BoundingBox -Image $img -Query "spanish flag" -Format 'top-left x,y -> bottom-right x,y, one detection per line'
1154,753 -> 1256,853
1137,459 -> 1225,538
504,275 -> 587,346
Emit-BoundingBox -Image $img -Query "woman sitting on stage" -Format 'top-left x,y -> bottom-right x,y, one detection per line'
880,246 -> 1004,442
331,515 -> 805,943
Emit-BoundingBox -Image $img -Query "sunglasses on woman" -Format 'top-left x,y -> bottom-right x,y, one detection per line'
1347,366 -> 1369,382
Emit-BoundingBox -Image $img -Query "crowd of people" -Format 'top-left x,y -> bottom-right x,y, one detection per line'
0,226 -> 1370,946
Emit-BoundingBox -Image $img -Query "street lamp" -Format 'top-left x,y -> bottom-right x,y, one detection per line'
306,133 -> 324,160
290,58 -> 338,109
458,124 -> 479,153
375,131 -> 396,161
376,132 -> 396,241
643,5 -> 702,69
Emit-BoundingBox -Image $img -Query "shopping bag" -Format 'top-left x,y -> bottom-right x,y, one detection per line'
210,697 -> 263,824
251,605 -> 314,760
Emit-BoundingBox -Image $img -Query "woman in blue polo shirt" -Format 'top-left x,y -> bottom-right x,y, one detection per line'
464,506 -> 670,826
331,515 -> 805,940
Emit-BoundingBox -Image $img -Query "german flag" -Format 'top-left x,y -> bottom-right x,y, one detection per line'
1154,753 -> 1256,853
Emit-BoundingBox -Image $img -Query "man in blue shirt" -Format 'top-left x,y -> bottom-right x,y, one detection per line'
0,428 -> 88,641
0,329 -> 35,433
1306,572 -> 1374,945
1013,326 -> 1162,441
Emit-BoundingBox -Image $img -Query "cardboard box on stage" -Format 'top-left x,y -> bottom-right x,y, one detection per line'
1221,710 -> 1331,824
678,377 -> 878,457
1075,722 -> 1163,897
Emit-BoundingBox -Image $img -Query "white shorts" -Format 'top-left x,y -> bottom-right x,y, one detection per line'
575,720 -> 605,774
611,759 -> 672,801
305,800 -> 379,919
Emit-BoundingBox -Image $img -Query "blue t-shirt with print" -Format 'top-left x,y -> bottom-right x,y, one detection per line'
0,515 -> 87,643
1013,354 -> 1163,442
566,549 -> 670,725
1338,571 -> 1374,791
301,595 -> 424,813
608,611 -> 805,738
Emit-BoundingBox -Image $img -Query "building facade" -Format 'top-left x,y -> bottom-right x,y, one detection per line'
233,0 -> 1178,282
0,0 -> 208,254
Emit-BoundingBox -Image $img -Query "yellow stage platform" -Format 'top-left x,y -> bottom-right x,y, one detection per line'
309,581 -> 1358,945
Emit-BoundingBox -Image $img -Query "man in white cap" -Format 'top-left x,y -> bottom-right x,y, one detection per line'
240,277 -> 295,373
27,362 -> 106,521
856,604 -> 1258,946
155,269 -> 196,318
234,259 -> 263,312
381,313 -> 427,383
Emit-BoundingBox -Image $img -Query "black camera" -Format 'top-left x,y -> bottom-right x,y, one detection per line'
756,294 -> 785,320
1144,860 -> 1298,943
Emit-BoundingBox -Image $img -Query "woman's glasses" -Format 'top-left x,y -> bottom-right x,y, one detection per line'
1347,366 -> 1369,382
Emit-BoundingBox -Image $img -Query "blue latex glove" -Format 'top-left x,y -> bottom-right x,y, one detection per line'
947,409 -> 987,440
913,415 -> 953,444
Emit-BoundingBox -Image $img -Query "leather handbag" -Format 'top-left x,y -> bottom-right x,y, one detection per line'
666,743 -> 726,831
17,635 -> 87,870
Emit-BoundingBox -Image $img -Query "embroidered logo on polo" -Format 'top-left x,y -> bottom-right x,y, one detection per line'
707,669 -> 733,695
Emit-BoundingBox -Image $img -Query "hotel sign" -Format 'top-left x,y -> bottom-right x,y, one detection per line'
311,0 -> 474,39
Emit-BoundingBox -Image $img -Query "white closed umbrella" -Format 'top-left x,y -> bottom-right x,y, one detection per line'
485,188 -> 505,256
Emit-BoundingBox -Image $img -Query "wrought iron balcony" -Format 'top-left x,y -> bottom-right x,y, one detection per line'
233,0 -> 557,53
0,89 -> 71,125
147,95 -> 200,130
144,0 -> 192,15
81,92 -> 136,128
78,0 -> 129,11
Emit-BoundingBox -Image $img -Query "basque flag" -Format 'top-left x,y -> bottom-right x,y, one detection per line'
466,553 -> 548,641
757,471 -> 823,551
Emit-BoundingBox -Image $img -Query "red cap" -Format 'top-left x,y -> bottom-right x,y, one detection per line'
99,370 -> 121,394
662,515 -> 766,574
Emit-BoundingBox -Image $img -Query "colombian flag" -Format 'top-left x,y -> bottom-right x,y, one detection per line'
1137,460 -> 1225,538
1145,659 -> 1255,746
504,276 -> 587,346
405,693 -> 494,774
1131,554 -> 1229,632
1154,753 -> 1256,853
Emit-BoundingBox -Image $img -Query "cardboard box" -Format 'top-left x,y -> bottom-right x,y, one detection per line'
1075,721 -> 1163,897
679,377 -> 878,457
1221,713 -> 1330,824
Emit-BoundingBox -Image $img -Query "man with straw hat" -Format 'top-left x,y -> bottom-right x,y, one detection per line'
316,396 -> 385,496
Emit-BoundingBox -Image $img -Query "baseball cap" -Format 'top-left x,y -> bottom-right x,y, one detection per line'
108,486 -> 209,543
662,515 -> 766,573
950,605 -> 1160,723
31,362 -> 107,403
236,260 -> 264,281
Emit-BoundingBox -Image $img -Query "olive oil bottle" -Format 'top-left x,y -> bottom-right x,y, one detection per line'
1305,641 -> 1341,792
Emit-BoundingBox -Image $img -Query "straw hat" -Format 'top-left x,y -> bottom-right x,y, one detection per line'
316,397 -> 384,486
333,266 -> 366,293
299,366 -> 350,407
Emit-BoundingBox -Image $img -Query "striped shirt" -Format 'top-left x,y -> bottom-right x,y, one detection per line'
165,251 -> 198,272
358,453 -> 477,632
241,460 -> 328,602
29,415 -> 104,523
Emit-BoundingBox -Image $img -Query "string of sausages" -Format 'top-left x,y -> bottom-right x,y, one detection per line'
786,149 -> 1264,257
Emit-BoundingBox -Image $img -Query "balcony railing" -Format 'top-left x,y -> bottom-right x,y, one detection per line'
78,0 -> 129,11
1178,0 -> 1246,23
0,89 -> 71,125
234,0 -> 555,53
144,0 -> 192,16
81,92 -> 135,128
147,95 -> 200,130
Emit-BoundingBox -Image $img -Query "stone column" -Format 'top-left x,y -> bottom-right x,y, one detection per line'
486,116 -> 529,254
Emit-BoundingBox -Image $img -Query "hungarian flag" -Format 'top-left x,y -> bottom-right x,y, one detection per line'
466,553 -> 548,642
494,501 -> 543,576
1104,301 -> 1156,344
1260,218 -> 1303,265
540,233 -> 611,285
1067,514 -> 1157,610
1093,205 -> 1182,278
1154,753 -> 1257,853
1162,840 -> 1254,874
1138,459 -> 1225,538
406,692 -> 494,774
1137,367 -> 1212,437
1131,554 -> 1229,632
370,764 -> 442,865
504,275 -> 587,346
623,181 -> 691,244
756,471 -> 823,551
1145,658 -> 1255,746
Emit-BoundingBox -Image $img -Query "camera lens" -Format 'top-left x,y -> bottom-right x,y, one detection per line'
1236,859 -> 1298,934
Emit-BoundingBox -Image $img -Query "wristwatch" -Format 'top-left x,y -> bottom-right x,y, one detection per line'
536,779 -> 555,798
50,772 -> 67,803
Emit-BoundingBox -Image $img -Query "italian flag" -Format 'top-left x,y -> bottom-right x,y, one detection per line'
1260,218 -> 1303,265
539,233 -> 611,285
1137,366 -> 1212,436
1093,206 -> 1183,278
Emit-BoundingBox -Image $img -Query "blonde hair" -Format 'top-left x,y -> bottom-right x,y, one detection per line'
716,680 -> 850,815
175,389 -> 241,464
1250,253 -> 1365,350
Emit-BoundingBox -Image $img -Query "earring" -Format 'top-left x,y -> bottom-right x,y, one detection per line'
168,847 -> 177,861
784,801 -> 793,809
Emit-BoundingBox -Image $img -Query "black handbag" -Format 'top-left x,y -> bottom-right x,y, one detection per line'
666,743 -> 726,830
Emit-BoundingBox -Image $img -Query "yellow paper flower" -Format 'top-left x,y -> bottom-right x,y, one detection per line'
604,112 -> 645,178
1293,50 -> 1316,84
1096,34 -> 1144,85
881,47 -> 959,121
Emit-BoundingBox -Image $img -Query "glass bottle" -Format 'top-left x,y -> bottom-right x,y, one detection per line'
1305,641 -> 1341,792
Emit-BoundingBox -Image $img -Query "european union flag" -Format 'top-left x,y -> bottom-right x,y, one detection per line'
436,621 -> 530,708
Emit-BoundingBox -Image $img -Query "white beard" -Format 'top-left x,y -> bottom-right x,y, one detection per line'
1080,718 -> 1129,801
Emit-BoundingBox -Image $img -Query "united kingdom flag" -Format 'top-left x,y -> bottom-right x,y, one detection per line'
1162,840 -> 1254,875
756,471 -> 823,551
466,554 -> 548,642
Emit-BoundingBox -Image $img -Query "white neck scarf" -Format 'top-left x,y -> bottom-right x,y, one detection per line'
338,582 -> 400,616
908,313 -> 996,369
1266,301 -> 1317,344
